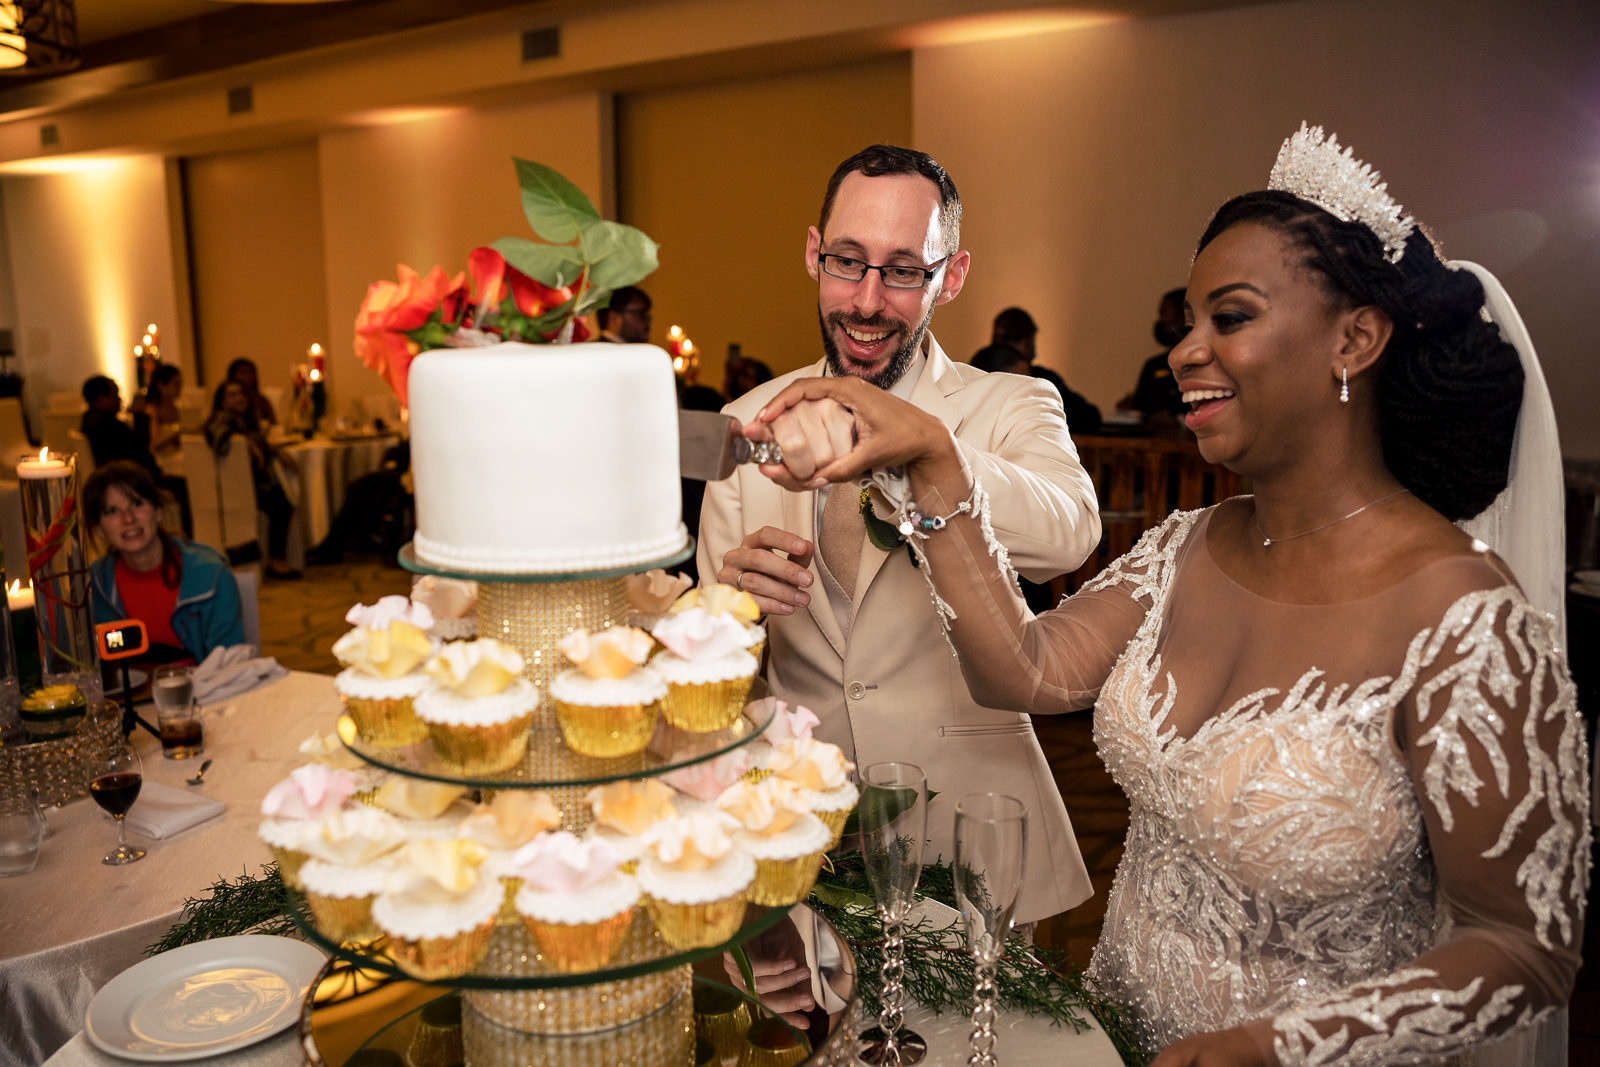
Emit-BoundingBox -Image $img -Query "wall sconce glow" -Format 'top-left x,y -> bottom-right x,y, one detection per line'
0,154 -> 126,176
346,106 -> 465,128
901,11 -> 1125,48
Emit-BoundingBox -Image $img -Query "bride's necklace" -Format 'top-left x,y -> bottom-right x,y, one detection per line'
1253,488 -> 1410,547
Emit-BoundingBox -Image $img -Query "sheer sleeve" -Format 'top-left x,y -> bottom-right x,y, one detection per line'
904,464 -> 1172,715
1259,588 -> 1589,1066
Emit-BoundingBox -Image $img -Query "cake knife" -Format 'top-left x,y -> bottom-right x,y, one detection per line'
678,410 -> 783,481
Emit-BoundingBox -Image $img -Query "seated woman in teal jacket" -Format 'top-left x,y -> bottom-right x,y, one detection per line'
86,461 -> 244,664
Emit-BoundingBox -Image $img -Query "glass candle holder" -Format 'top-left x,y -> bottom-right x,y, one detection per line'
16,451 -> 100,703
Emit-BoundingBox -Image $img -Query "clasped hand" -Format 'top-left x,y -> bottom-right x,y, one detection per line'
715,378 -> 956,616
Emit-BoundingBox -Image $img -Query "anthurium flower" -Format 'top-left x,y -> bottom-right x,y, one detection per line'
261,764 -> 358,819
747,699 -> 820,745
558,627 -> 653,679
390,839 -> 490,900
507,832 -> 623,893
333,620 -> 434,679
651,607 -> 754,661
587,780 -> 677,835
458,792 -> 562,850
718,778 -> 810,836
662,749 -> 751,802
425,639 -> 525,697
626,569 -> 692,614
374,778 -> 467,820
641,812 -> 740,870
769,737 -> 854,791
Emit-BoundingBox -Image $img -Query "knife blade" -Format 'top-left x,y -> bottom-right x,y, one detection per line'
678,409 -> 783,481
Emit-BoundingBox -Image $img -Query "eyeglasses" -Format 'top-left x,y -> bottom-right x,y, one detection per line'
817,253 -> 948,290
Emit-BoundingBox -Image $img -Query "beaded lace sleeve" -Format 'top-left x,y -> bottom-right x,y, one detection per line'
1263,588 -> 1589,1066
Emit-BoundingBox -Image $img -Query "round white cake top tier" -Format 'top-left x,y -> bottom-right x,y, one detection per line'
408,342 -> 689,575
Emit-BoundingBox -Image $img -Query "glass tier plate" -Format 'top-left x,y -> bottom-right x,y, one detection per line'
340,697 -> 773,790
397,540 -> 695,583
288,889 -> 796,990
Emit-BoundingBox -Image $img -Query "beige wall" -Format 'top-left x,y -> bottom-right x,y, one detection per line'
185,141 -> 330,401
0,157 -> 182,422
618,57 -> 912,390
915,0 -> 1600,454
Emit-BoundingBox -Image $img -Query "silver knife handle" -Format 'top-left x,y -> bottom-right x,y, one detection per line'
731,438 -> 783,466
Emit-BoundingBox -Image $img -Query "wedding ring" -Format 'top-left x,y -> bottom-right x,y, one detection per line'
734,571 -> 746,592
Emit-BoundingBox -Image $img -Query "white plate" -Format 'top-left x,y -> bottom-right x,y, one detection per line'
85,935 -> 325,1062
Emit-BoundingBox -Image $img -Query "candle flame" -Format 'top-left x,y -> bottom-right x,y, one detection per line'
6,579 -> 16,596
38,447 -> 48,462
668,325 -> 683,340
309,368 -> 322,382
682,339 -> 695,356
309,343 -> 323,357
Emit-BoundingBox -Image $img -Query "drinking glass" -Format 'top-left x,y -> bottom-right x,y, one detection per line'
153,665 -> 203,758
91,742 -> 146,865
954,794 -> 1028,1066
856,761 -> 928,1066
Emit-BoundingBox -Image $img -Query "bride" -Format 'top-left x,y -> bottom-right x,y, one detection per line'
734,126 -> 1588,1065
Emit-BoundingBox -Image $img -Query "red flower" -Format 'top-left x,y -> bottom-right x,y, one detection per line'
354,264 -> 464,407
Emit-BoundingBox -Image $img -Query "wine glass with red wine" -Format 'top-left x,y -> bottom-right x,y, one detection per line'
92,743 -> 146,865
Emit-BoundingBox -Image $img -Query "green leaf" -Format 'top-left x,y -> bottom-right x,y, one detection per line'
579,219 -> 660,290
490,236 -> 586,290
857,786 -> 920,835
513,157 -> 600,243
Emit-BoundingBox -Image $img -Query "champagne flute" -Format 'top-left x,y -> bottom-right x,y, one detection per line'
91,743 -> 146,865
954,794 -> 1028,1066
856,761 -> 928,1066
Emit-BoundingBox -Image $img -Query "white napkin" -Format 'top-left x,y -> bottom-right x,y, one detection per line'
123,781 -> 225,839
194,644 -> 288,703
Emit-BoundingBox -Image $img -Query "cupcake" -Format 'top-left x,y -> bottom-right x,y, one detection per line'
508,832 -> 638,973
767,738 -> 858,850
259,764 -> 359,888
456,792 -> 564,916
662,749 -> 752,811
550,627 -> 664,758
636,812 -> 754,949
717,778 -> 830,906
414,639 -> 538,776
372,777 -> 473,840
372,840 -> 502,980
742,700 -> 821,781
650,608 -> 757,733
333,597 -> 436,746
625,569 -> 693,634
669,583 -> 765,661
412,576 -> 479,641
298,730 -> 386,799
586,779 -> 679,869
297,805 -> 408,942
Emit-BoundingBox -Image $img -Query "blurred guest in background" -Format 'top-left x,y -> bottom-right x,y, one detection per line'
227,358 -> 278,427
1118,287 -> 1188,421
598,285 -> 653,344
724,350 -> 774,400
991,306 -> 1101,432
205,380 -> 299,579
969,343 -> 1031,376
86,460 -> 243,664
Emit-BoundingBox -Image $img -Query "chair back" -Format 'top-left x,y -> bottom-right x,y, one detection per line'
181,435 -> 259,558
38,411 -> 80,452
231,567 -> 261,652
0,397 -> 30,465
66,431 -> 96,477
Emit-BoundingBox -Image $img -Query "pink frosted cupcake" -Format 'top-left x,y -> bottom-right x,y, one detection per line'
296,805 -> 409,942
414,639 -> 539,776
768,737 -> 858,850
717,777 -> 830,907
550,627 -> 664,758
668,582 -> 765,663
649,608 -> 757,733
586,779 -> 679,869
333,597 -> 437,746
456,792 -> 564,917
636,812 -> 754,949
742,699 -> 821,781
662,749 -> 752,813
259,764 -> 359,889
372,840 -> 502,981
508,832 -> 639,973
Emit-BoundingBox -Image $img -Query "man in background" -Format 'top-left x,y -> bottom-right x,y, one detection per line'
991,306 -> 1101,433
597,285 -> 652,344
698,144 -> 1100,927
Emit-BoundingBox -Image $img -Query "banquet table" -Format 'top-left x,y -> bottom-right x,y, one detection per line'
277,432 -> 400,550
2,671 -> 338,1066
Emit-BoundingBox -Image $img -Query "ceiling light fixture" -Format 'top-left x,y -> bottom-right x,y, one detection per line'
0,0 -> 79,76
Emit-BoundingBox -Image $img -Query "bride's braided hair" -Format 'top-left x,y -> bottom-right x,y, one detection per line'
1196,191 -> 1523,521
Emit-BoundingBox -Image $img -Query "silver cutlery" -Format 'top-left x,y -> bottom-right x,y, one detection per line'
185,759 -> 213,786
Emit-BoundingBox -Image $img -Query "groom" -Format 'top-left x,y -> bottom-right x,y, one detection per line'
697,144 -> 1101,925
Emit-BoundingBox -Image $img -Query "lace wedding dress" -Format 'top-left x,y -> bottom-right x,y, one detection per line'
923,499 -> 1588,1066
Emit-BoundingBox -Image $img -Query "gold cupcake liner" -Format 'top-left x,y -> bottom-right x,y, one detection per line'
427,712 -> 534,776
342,693 -> 429,746
407,996 -> 464,1067
305,890 -> 378,943
386,917 -> 497,981
496,875 -> 522,926
553,699 -> 658,758
746,852 -> 824,907
693,984 -> 752,1063
814,805 -> 852,851
658,676 -> 753,733
463,980 -> 695,1061
644,890 -> 747,949
520,907 -> 635,973
736,1018 -> 812,1066
269,846 -> 309,890
742,767 -> 774,783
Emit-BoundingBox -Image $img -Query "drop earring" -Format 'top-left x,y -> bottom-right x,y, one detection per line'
1340,366 -> 1349,404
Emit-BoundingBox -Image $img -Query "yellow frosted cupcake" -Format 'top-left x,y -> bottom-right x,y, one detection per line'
550,627 -> 664,758
717,777 -> 830,907
456,792 -> 563,918
586,779 -> 679,870
296,803 -> 407,943
372,840 -> 501,981
508,832 -> 639,973
650,608 -> 757,733
742,699 -> 821,781
258,764 -> 360,889
372,777 -> 473,841
670,582 -> 765,663
414,639 -> 538,776
636,812 -> 754,949
768,737 -> 858,850
332,597 -> 437,746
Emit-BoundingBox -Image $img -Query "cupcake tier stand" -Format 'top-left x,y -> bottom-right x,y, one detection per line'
289,545 -> 860,1064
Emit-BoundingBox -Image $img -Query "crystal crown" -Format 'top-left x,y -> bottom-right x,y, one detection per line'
1269,122 -> 1415,263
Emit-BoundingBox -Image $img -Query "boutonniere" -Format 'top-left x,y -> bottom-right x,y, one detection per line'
857,487 -> 919,566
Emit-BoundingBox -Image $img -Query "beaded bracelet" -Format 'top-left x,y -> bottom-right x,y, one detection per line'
897,498 -> 972,536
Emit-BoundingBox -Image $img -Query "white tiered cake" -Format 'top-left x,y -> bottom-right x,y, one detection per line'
407,342 -> 689,574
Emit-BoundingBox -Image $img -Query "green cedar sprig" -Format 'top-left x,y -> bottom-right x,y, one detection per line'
144,864 -> 296,956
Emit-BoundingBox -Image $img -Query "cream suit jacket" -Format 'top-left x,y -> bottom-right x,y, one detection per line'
698,337 -> 1102,922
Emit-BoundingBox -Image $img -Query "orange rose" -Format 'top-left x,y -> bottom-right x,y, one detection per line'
353,264 -> 464,407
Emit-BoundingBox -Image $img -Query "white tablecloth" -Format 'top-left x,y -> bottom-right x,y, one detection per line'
3,671 -> 338,1065
278,434 -> 398,550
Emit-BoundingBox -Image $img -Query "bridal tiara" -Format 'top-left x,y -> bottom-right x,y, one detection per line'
1268,122 -> 1416,263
